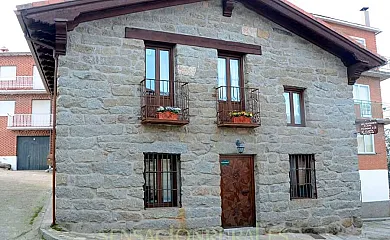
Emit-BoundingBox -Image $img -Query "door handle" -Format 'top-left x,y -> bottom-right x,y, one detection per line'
241,190 -> 250,195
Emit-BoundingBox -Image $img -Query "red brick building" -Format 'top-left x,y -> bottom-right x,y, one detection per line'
316,13 -> 390,208
0,51 -> 52,170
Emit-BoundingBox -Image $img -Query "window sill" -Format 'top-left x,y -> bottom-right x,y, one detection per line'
287,124 -> 306,127
290,198 -> 317,201
358,152 -> 377,155
141,118 -> 189,126
145,206 -> 180,209
218,122 -> 260,128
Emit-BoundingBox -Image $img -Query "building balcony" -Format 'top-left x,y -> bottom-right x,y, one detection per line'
0,76 -> 46,94
216,86 -> 261,128
7,114 -> 53,130
354,100 -> 390,124
379,57 -> 390,72
140,79 -> 189,125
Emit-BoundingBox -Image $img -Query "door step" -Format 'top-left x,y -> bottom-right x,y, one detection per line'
224,227 -> 262,236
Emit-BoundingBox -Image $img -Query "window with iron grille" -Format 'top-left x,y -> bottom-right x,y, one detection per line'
143,153 -> 181,208
289,154 -> 317,199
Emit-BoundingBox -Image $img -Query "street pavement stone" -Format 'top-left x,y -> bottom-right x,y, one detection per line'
41,221 -> 390,240
0,170 -> 51,240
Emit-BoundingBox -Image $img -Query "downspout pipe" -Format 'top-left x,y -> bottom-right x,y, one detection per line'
51,54 -> 58,226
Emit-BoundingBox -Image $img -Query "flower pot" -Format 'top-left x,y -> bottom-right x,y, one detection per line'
157,111 -> 179,120
232,116 -> 251,123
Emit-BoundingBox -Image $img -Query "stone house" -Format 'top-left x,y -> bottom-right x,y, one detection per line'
16,0 -> 386,234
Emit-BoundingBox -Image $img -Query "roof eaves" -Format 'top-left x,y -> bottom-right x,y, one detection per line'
16,0 -> 387,88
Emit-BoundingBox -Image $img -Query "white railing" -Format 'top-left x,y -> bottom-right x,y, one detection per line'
7,114 -> 53,129
380,57 -> 390,72
0,76 -> 34,90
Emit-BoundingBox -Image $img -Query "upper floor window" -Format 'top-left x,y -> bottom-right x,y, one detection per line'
141,43 -> 189,124
353,84 -> 371,118
145,44 -> 172,96
0,66 -> 16,81
283,87 -> 305,126
357,134 -> 375,154
0,101 -> 15,116
144,153 -> 181,208
350,36 -> 366,48
216,53 -> 261,127
289,154 -> 317,199
217,54 -> 243,101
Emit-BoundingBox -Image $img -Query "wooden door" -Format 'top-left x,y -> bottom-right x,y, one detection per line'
220,155 -> 255,228
17,136 -> 50,170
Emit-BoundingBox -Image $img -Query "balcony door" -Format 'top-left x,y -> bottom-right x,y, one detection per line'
353,84 -> 371,118
144,44 -> 173,118
217,54 -> 244,122
33,66 -> 45,90
32,100 -> 51,127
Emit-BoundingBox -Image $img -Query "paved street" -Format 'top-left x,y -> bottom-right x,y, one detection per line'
0,170 -> 51,240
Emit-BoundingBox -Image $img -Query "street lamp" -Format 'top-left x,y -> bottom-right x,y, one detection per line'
236,140 -> 245,154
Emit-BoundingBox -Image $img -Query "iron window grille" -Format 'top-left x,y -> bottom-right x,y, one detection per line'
143,153 -> 181,208
289,154 -> 317,199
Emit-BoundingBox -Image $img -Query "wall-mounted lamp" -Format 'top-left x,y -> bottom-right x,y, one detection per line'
236,140 -> 245,154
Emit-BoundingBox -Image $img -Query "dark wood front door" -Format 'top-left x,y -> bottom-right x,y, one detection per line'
220,155 -> 255,228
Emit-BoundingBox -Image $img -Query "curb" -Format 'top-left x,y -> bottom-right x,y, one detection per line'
40,228 -> 61,240
39,192 -> 61,240
363,217 -> 390,222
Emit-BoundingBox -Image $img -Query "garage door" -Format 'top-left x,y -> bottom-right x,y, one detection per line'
17,136 -> 50,170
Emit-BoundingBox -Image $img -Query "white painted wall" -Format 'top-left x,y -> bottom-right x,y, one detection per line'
360,170 -> 390,202
0,156 -> 17,170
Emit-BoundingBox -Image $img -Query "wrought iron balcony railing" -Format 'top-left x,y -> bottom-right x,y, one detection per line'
354,100 -> 390,120
140,79 -> 189,125
7,114 -> 53,130
216,86 -> 261,127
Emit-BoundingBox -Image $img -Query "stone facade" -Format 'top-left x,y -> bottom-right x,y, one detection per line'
56,0 -> 361,234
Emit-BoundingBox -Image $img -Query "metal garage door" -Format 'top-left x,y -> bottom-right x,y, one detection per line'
17,136 -> 50,170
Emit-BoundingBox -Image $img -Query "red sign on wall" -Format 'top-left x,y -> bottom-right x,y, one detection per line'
359,121 -> 378,135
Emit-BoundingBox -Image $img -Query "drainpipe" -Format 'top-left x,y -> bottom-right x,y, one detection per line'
51,55 -> 58,226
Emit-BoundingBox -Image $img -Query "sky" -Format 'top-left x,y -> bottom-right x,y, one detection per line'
0,0 -> 389,100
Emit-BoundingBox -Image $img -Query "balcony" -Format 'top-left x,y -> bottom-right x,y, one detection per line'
354,100 -> 390,124
7,114 -> 53,130
0,76 -> 46,93
216,86 -> 261,128
379,57 -> 390,72
140,79 -> 189,125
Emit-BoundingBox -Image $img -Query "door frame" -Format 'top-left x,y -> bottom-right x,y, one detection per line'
219,154 -> 256,228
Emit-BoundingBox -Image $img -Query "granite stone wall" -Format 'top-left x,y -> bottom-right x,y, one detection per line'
55,0 -> 361,233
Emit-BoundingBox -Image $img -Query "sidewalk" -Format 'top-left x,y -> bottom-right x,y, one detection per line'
39,203 -> 389,240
